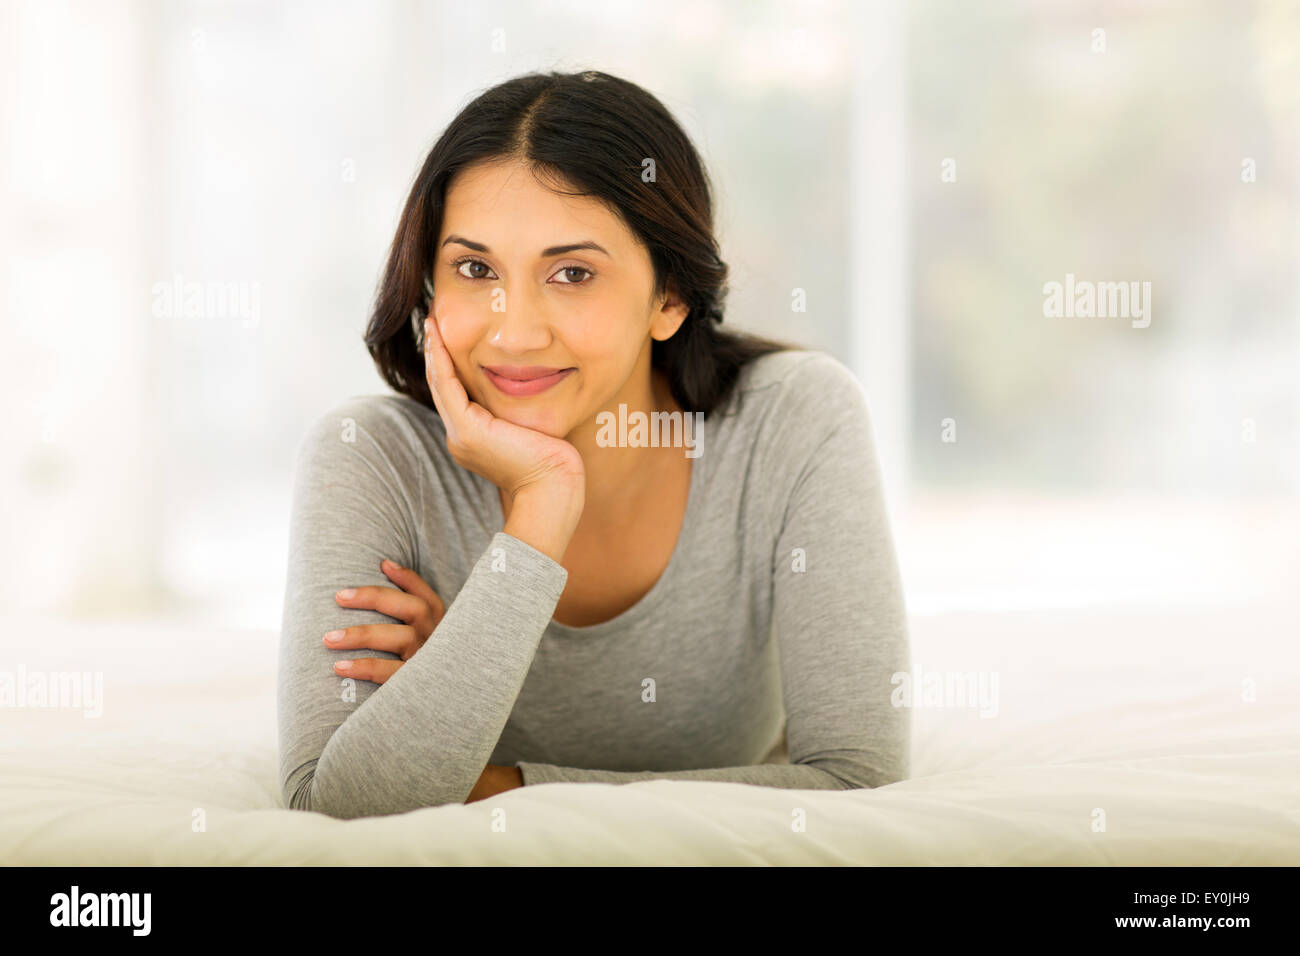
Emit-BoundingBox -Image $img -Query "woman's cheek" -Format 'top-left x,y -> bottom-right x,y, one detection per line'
432,296 -> 473,349
561,300 -> 623,354
429,296 -> 477,386
431,291 -> 453,329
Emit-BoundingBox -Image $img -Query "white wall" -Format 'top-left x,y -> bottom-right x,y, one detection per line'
1,0 -> 1296,627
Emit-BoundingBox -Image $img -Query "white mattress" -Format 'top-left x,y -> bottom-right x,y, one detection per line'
2,601 -> 1297,865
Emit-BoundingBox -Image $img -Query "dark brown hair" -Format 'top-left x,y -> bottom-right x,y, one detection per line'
364,69 -> 802,418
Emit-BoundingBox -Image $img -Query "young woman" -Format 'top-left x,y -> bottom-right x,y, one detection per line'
277,70 -> 910,819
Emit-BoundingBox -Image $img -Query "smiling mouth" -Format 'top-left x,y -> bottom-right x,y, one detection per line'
482,366 -> 575,397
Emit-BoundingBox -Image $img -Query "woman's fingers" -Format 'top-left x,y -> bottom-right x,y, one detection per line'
326,553 -> 448,684
332,657 -> 403,685
422,310 -> 454,429
322,623 -> 419,657
424,312 -> 498,446
334,585 -> 436,635
424,312 -> 469,425
381,559 -> 446,626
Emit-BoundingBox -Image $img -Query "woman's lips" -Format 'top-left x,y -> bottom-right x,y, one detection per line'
482,366 -> 575,397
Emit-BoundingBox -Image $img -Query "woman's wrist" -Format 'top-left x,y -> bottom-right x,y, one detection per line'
503,482 -> 583,563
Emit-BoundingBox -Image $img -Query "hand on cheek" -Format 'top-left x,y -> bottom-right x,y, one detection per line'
431,299 -> 471,389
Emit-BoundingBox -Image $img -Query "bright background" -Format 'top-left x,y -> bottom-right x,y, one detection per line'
1,0 -> 1297,628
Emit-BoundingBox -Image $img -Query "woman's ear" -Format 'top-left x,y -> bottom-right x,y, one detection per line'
650,283 -> 691,342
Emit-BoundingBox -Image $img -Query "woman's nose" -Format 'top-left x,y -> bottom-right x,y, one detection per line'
486,283 -> 554,351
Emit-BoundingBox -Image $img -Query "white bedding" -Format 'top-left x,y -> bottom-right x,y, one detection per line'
2,601 -> 1297,865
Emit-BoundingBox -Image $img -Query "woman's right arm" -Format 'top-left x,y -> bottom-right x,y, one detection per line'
277,403 -> 576,819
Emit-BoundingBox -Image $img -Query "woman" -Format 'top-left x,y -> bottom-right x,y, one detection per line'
277,70 -> 910,819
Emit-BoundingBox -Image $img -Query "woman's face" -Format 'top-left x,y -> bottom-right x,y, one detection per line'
431,159 -> 686,439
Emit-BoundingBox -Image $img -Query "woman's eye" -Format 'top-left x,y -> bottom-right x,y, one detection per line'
553,266 -> 593,285
454,258 -> 495,280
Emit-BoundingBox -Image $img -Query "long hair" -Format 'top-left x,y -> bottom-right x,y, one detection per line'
364,69 -> 802,418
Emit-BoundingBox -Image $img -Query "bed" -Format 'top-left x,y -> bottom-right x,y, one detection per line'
2,600 -> 1297,865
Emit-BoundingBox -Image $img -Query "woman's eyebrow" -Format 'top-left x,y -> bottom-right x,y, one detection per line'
441,235 -> 611,258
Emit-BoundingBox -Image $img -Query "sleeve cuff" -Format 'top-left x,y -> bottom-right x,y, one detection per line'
478,531 -> 568,605
515,761 -> 559,786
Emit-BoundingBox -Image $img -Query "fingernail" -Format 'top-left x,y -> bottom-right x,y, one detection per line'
336,588 -> 355,599
335,660 -> 352,671
381,559 -> 396,571
323,630 -> 344,644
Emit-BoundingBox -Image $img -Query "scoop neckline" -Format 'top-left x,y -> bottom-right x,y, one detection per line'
485,439 -> 706,638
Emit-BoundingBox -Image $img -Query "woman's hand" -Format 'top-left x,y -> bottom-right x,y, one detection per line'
328,563 -> 524,805
465,764 -> 524,804
423,310 -> 585,501
326,559 -> 446,684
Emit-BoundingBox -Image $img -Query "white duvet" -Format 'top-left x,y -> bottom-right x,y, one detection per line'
2,601 -> 1297,865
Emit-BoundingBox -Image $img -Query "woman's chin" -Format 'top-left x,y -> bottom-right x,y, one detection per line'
491,405 -> 567,438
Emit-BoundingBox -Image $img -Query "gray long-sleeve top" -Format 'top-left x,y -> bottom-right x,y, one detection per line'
277,349 -> 911,818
